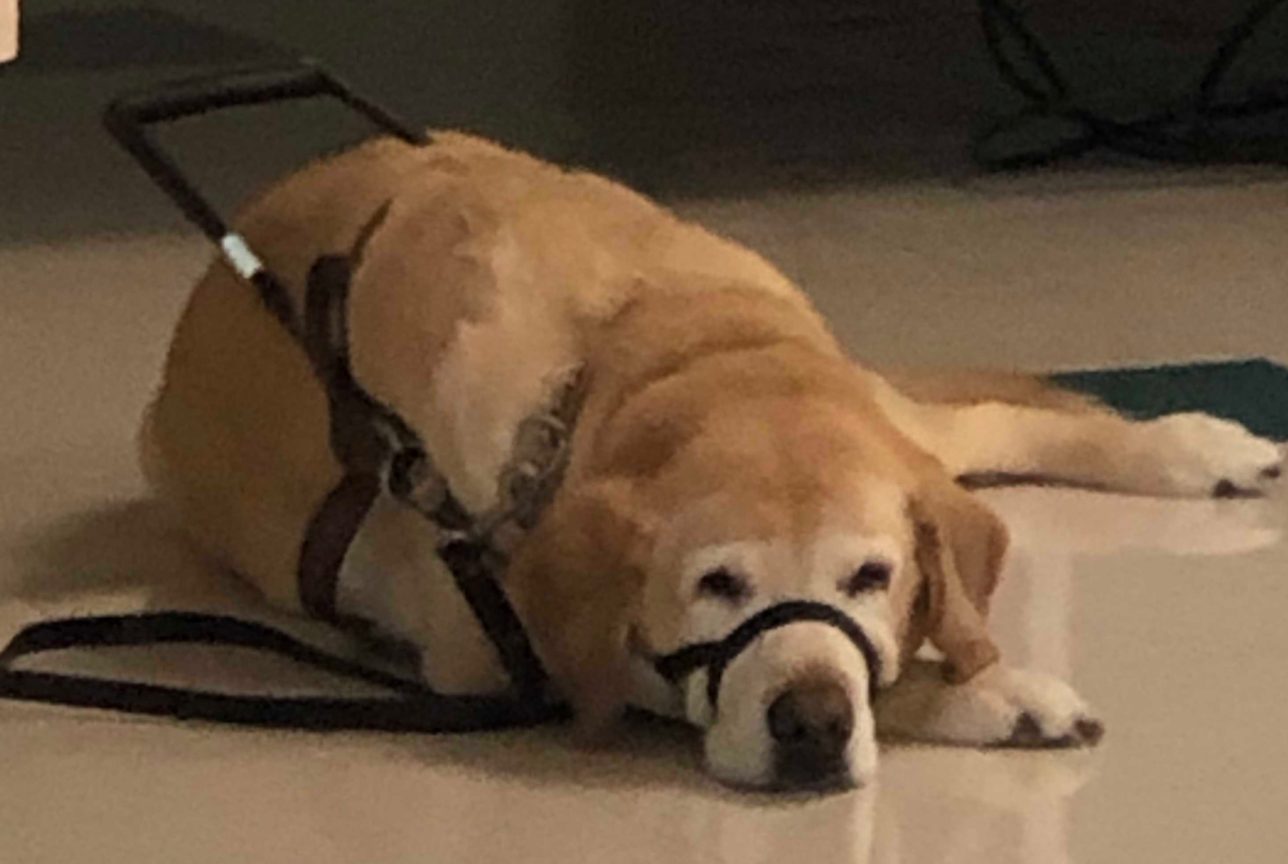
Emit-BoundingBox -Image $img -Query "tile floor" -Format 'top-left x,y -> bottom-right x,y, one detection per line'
2,170 -> 1288,863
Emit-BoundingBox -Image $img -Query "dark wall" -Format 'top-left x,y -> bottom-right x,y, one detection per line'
3,1 -> 1285,240
2,1 -> 578,241
17,1 -> 579,153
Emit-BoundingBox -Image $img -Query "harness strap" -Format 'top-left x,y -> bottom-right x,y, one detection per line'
436,540 -> 550,704
297,472 -> 383,623
296,243 -> 396,626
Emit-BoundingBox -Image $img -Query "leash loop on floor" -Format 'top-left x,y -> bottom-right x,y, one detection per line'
0,612 -> 564,732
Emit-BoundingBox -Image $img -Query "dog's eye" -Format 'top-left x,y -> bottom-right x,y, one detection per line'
841,561 -> 892,596
696,567 -> 750,602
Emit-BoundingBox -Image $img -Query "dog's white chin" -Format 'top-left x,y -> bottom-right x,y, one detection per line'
703,712 -> 878,792
686,624 -> 879,790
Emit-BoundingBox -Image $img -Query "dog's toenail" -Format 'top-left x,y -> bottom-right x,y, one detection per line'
1075,718 -> 1105,746
1261,465 -> 1282,480
1213,479 -> 1239,498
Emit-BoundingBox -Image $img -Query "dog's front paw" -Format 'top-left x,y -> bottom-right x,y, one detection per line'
876,662 -> 1103,749
1141,413 -> 1283,498
981,666 -> 1104,749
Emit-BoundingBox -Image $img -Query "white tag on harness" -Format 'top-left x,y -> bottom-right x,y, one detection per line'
220,233 -> 265,280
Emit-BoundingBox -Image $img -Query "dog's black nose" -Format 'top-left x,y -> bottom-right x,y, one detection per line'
767,679 -> 854,788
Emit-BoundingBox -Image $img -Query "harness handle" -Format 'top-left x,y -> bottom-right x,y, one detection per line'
103,59 -> 429,334
104,59 -> 428,244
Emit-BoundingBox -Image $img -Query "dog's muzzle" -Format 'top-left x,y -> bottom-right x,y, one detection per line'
650,600 -> 882,789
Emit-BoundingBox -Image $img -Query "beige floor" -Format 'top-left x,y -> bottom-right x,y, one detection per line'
3,173 -> 1288,863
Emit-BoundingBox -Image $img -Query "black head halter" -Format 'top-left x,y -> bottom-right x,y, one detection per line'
652,600 -> 883,712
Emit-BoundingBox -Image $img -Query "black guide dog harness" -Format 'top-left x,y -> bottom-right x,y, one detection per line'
0,61 -> 885,734
0,62 -> 566,732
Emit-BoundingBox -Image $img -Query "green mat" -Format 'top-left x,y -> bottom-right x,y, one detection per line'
1051,358 -> 1288,441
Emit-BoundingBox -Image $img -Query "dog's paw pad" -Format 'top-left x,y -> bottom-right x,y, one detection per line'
1005,712 -> 1046,747
1213,479 -> 1245,499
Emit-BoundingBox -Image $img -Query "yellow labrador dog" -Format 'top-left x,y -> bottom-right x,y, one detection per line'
142,132 -> 1284,791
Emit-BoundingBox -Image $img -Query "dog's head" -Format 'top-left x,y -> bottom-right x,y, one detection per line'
506,361 -> 1008,792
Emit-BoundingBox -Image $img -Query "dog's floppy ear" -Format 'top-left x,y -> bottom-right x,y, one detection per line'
907,479 -> 1009,683
504,476 -> 651,736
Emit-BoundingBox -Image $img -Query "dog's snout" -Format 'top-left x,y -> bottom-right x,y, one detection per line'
768,679 -> 853,751
767,679 -> 854,788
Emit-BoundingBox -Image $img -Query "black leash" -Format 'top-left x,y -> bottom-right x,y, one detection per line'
0,612 -> 562,732
975,0 -> 1288,170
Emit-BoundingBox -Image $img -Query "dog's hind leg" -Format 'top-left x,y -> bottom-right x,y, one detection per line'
873,374 -> 1284,498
